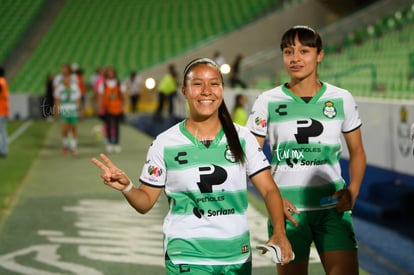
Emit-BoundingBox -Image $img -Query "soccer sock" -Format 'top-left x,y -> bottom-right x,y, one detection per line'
70,139 -> 77,150
63,137 -> 69,148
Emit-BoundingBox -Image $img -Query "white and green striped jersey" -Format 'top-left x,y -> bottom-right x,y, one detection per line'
247,82 -> 362,211
139,120 -> 270,265
54,83 -> 81,118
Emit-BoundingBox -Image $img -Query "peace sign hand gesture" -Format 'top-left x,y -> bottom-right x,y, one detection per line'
91,153 -> 131,191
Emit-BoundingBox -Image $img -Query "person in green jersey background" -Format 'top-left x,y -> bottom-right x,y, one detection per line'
54,73 -> 82,155
92,57 -> 293,274
247,26 -> 366,275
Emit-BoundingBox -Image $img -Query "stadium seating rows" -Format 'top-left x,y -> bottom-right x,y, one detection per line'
5,1 -> 413,100
0,0 -> 45,62
7,0 -> 279,94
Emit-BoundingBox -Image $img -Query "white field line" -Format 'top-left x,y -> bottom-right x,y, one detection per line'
7,120 -> 33,144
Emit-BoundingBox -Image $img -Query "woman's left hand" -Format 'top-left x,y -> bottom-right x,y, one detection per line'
283,198 -> 299,226
268,232 -> 294,265
333,188 -> 354,212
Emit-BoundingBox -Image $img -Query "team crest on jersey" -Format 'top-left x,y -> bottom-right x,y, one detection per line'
323,101 -> 336,118
224,145 -> 236,163
254,117 -> 267,128
148,165 -> 162,177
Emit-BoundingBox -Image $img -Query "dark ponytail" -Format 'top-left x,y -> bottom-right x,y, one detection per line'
218,101 -> 245,164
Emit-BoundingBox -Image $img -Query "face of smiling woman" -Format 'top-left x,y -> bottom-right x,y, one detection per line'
182,64 -> 223,121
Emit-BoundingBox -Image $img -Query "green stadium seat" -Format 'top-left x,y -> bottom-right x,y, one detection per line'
6,0 -> 374,96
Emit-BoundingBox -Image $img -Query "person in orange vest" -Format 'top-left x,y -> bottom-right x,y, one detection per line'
98,67 -> 126,153
0,67 -> 9,158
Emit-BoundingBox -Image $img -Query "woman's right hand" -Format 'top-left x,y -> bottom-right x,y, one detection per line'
91,153 -> 131,191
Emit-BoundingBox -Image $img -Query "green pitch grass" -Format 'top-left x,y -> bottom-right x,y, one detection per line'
0,120 -> 52,222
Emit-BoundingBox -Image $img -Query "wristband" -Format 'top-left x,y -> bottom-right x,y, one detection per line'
122,181 -> 134,193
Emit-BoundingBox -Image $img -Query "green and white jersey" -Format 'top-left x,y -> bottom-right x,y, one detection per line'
54,83 -> 81,118
247,82 -> 361,211
140,120 -> 270,265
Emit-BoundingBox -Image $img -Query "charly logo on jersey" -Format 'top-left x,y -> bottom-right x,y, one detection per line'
323,101 -> 336,118
275,104 -> 287,116
174,151 -> 188,164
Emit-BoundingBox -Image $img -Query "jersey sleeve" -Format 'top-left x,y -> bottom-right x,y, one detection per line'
139,137 -> 167,188
239,126 -> 270,177
246,93 -> 269,137
342,92 -> 362,133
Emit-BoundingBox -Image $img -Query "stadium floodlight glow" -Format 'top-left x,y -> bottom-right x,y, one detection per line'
145,78 -> 156,89
220,64 -> 231,74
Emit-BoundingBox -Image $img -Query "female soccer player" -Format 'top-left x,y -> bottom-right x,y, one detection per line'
247,26 -> 366,275
92,57 -> 293,274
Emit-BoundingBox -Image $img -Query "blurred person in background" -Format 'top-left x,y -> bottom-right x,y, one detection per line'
73,65 -> 87,116
155,64 -> 179,118
43,73 -> 55,121
53,63 -> 78,90
247,26 -> 366,275
123,70 -> 142,113
0,67 -> 9,158
230,53 -> 247,89
54,73 -> 82,155
98,67 -> 126,153
411,121 -> 414,156
92,66 -> 106,117
232,93 -> 248,126
213,50 -> 225,67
